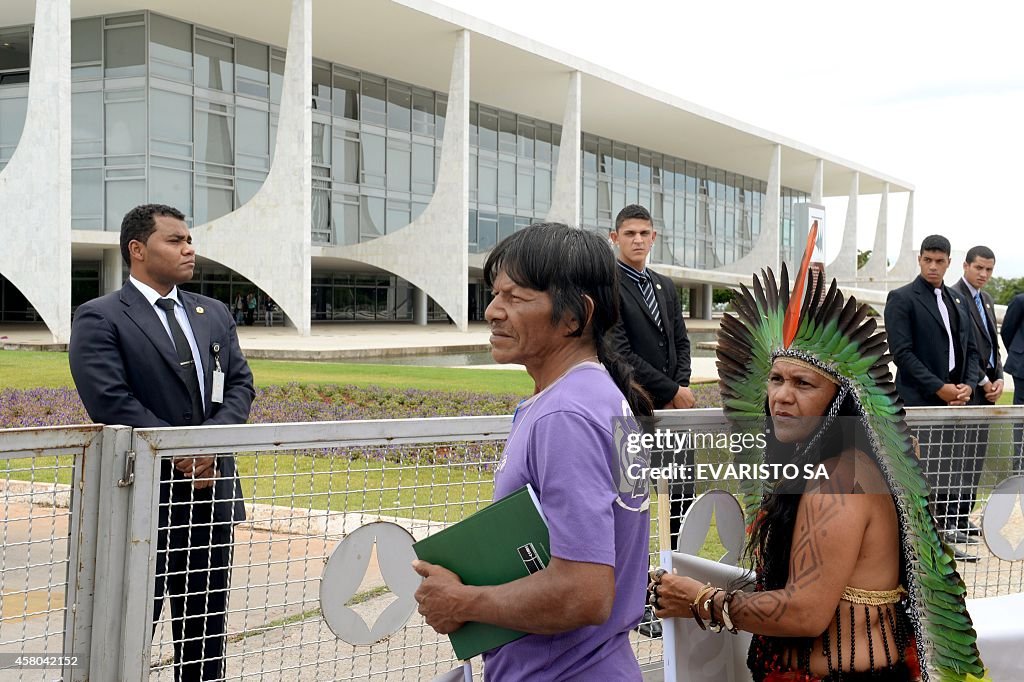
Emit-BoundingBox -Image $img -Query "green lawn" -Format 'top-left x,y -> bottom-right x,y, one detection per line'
0,349 -> 534,394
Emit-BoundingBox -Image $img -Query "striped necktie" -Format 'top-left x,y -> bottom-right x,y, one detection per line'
974,292 -> 995,367
639,274 -> 662,330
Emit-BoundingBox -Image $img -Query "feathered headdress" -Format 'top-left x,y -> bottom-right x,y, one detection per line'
716,225 -> 988,681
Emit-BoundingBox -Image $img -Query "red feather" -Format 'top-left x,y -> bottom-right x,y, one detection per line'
782,220 -> 818,348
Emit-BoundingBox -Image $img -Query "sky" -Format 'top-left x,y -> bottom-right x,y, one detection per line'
436,0 -> 1024,280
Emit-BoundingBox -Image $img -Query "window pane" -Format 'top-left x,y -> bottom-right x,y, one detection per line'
332,136 -> 359,184
535,123 -> 552,163
411,142 -> 433,194
104,26 -> 145,77
149,15 -> 191,67
498,113 -> 516,154
387,84 -> 411,131
313,61 -> 331,110
478,109 -> 497,151
498,160 -> 514,208
195,110 -> 233,166
333,69 -> 359,120
72,168 -> 103,224
412,91 -> 433,135
386,198 -> 409,232
535,167 -> 551,209
360,195 -> 384,239
516,169 -> 533,211
70,20 -> 101,64
149,166 -> 191,217
236,107 -> 268,158
361,133 -> 385,186
72,91 -> 103,154
386,140 -> 410,192
105,100 -> 146,155
150,89 -> 192,145
362,78 -> 386,125
195,37 -> 234,92
477,212 -> 497,251
195,181 -> 233,224
270,51 -> 285,104
518,120 -> 535,159
312,121 -> 330,165
478,162 -> 497,205
105,179 -> 146,230
236,38 -> 268,87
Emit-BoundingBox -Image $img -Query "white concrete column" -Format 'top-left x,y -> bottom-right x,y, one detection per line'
413,288 -> 428,326
715,144 -> 780,276
102,249 -> 123,295
192,0 -> 312,335
811,159 -> 824,205
700,283 -> 713,321
545,70 -> 581,227
861,182 -> 889,284
886,191 -> 917,286
335,30 -> 470,330
826,172 -> 859,284
0,0 -> 71,342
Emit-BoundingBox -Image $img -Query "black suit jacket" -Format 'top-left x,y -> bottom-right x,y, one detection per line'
951,279 -> 1002,383
1001,293 -> 1024,378
884,275 -> 980,407
610,266 -> 691,406
69,281 -> 255,522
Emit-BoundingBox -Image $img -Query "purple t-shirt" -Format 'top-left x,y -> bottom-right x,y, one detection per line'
482,362 -> 650,681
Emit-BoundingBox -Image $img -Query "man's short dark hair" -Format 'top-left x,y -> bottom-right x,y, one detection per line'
919,234 -> 951,256
614,204 -> 653,232
965,245 -> 995,264
120,204 -> 186,265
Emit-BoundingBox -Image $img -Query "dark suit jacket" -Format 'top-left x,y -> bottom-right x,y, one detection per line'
951,279 -> 1002,383
69,281 -> 255,522
1001,293 -> 1024,378
884,275 -> 980,407
610,266 -> 691,406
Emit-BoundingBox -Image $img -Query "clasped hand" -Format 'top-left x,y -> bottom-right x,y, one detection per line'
172,456 -> 217,489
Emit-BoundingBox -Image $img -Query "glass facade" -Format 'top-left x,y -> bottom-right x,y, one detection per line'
0,10 -> 812,323
468,104 -> 560,253
580,132 -> 808,268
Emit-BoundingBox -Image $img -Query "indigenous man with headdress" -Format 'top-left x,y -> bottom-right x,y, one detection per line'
647,229 -> 989,681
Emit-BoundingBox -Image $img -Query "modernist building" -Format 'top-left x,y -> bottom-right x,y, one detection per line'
0,0 -> 914,342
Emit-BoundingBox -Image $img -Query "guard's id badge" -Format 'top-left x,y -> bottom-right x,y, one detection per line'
211,342 -> 225,403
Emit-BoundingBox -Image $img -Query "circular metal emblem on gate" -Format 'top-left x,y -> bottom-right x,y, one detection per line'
320,522 -> 419,644
983,475 -> 1024,561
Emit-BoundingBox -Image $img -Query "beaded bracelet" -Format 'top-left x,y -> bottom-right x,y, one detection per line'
721,589 -> 740,634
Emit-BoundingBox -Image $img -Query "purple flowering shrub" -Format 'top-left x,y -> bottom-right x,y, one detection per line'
1,381 -> 723,430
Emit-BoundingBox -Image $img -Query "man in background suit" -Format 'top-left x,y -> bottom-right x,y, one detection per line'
1001,291 -> 1024,471
608,204 -> 693,635
951,245 -> 1002,537
69,204 -> 255,680
884,234 -> 980,561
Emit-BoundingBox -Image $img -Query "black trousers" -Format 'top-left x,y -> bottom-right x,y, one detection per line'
154,463 -> 234,682
1014,377 -> 1024,473
918,419 -> 976,530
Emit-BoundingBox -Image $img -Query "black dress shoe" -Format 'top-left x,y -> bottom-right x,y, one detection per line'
963,521 -> 983,537
637,605 -> 663,638
942,528 -> 979,546
951,546 -> 980,563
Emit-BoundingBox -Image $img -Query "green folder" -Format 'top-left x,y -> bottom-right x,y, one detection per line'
413,484 -> 551,660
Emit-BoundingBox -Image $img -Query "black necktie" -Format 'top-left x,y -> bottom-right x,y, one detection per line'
156,298 -> 203,424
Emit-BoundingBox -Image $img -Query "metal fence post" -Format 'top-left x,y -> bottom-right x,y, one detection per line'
85,425 -> 134,681
120,431 -> 161,681
62,425 -> 104,681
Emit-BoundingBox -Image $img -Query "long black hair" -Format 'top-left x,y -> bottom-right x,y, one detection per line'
483,223 -> 653,417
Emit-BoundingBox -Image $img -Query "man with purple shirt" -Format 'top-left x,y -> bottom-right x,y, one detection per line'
413,223 -> 654,680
